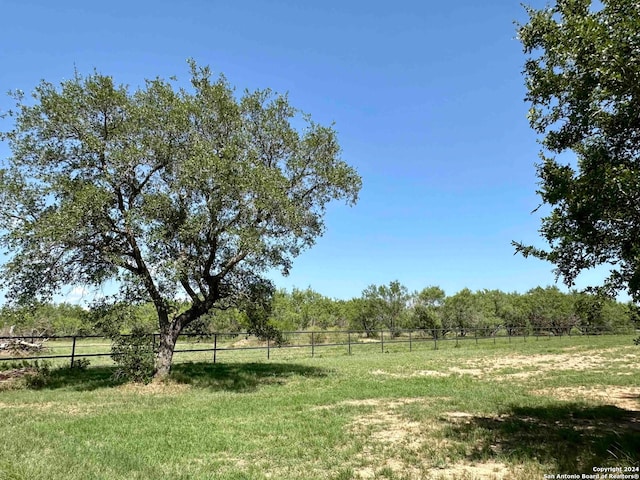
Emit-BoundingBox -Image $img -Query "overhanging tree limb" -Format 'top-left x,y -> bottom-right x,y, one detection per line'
515,0 -> 640,300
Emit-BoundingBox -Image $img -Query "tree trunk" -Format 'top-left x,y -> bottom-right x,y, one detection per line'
154,324 -> 181,378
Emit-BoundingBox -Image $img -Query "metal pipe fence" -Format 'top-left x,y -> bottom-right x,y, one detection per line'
0,325 -> 637,368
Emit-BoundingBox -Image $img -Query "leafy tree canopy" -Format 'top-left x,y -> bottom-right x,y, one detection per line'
514,0 -> 640,299
0,61 -> 361,375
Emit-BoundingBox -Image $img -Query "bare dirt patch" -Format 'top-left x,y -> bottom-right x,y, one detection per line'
0,367 -> 37,381
490,353 -> 605,371
444,411 -> 475,420
369,369 -> 449,378
449,367 -> 484,377
370,350 -> 638,383
427,460 -> 512,480
533,386 -> 640,412
468,351 -> 640,381
349,401 -> 504,479
349,399 -> 432,478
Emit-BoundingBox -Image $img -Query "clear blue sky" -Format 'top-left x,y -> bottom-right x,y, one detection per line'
0,0 -> 609,302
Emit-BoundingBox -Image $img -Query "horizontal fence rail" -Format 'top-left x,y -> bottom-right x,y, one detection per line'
0,326 -> 637,368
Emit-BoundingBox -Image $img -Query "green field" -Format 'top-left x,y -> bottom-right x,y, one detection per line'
1,334 -> 638,479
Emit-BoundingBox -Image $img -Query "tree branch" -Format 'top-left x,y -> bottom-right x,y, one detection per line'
180,277 -> 201,303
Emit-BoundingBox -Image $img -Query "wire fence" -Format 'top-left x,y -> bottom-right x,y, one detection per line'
1,324 -> 637,369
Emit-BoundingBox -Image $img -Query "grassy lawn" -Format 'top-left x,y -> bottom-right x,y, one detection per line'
0,334 -> 638,479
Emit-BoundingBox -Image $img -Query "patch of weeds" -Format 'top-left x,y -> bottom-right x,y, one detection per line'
0,359 -> 37,372
23,361 -> 52,389
71,358 -> 91,370
332,467 -> 354,480
376,466 -> 398,478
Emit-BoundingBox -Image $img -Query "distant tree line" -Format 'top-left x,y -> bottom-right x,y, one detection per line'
1,282 -> 638,337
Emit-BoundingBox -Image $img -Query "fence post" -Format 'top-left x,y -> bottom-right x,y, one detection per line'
70,336 -> 77,368
213,333 -> 217,364
455,329 -> 459,347
409,331 -> 412,352
508,328 -> 511,343
475,328 -> 478,345
348,332 -> 351,355
311,331 -> 315,358
434,330 -> 438,350
381,331 -> 384,353
267,337 -> 270,359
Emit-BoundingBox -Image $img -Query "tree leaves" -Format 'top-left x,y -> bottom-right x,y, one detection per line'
0,61 -> 362,333
515,0 -> 640,300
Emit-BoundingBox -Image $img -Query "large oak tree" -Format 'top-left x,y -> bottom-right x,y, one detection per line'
0,62 -> 361,376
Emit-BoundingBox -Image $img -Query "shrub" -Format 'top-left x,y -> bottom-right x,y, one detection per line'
23,361 -> 51,389
110,326 -> 155,383
72,358 -> 91,370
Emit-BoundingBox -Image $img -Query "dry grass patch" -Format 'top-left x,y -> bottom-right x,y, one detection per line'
369,349 -> 638,383
444,411 -> 475,420
0,399 -> 122,416
115,380 -> 192,395
449,367 -> 484,377
369,368 -> 451,379
315,397 -> 427,411
427,460 -> 513,480
533,386 -> 640,412
348,399 -> 435,478
347,401 -> 516,479
467,350 -> 640,381
482,352 -> 605,372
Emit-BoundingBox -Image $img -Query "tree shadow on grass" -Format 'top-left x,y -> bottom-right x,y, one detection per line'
22,365 -> 126,391
169,362 -> 328,392
444,403 -> 640,473
23,362 -> 328,393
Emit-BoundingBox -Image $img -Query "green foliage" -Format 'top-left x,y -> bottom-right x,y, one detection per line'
514,0 -> 640,300
442,288 -> 485,335
269,287 -> 346,331
182,308 -> 245,334
84,299 -> 157,336
265,284 -> 636,339
0,302 -> 89,336
110,326 -> 155,383
411,286 -> 445,336
524,286 -> 577,334
72,358 -> 91,370
360,281 -> 410,335
346,297 -> 383,336
22,360 -> 52,389
0,61 -> 361,376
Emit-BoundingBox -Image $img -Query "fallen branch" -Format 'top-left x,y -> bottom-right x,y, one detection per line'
0,326 -> 48,354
